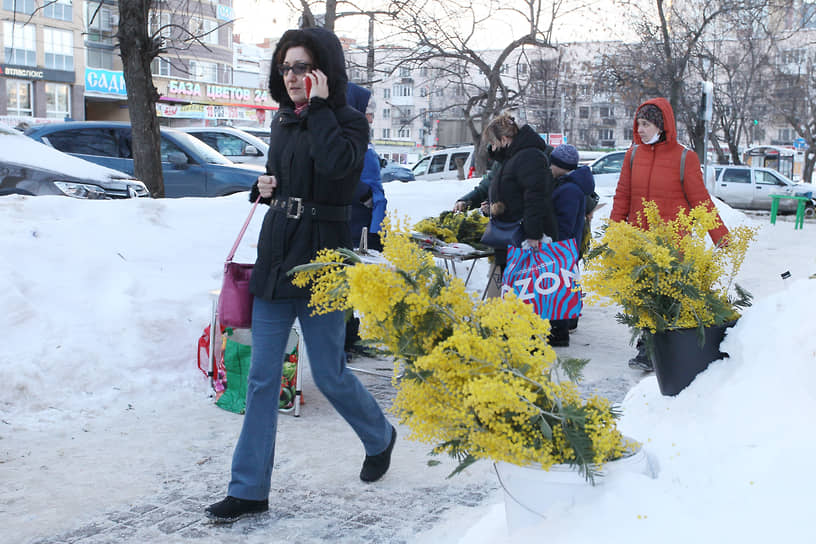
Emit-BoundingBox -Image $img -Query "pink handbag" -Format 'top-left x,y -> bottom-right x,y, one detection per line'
218,196 -> 261,329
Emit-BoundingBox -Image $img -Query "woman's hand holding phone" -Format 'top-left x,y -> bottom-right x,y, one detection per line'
305,69 -> 329,100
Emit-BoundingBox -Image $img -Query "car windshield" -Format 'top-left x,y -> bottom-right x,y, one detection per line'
171,131 -> 233,165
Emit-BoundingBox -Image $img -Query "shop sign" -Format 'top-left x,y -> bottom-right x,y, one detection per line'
157,101 -> 260,122
217,4 -> 234,20
1,64 -> 74,83
85,68 -> 127,96
165,80 -> 268,104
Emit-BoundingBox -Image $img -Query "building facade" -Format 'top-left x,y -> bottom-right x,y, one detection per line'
0,0 -> 84,126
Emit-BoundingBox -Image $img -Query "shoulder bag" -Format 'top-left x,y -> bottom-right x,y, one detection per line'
218,196 -> 261,329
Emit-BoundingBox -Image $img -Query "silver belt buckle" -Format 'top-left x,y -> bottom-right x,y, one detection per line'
287,197 -> 303,219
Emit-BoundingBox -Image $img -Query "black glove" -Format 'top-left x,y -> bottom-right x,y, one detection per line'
367,231 -> 383,252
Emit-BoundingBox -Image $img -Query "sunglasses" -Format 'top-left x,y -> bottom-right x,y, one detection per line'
278,62 -> 313,76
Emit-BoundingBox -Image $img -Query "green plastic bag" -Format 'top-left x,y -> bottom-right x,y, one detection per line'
215,338 -> 252,414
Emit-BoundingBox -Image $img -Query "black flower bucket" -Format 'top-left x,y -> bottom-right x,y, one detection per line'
650,321 -> 737,396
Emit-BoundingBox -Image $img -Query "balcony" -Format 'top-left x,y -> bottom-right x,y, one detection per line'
601,118 -> 616,127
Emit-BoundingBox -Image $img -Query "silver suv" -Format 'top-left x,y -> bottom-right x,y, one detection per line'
711,165 -> 814,215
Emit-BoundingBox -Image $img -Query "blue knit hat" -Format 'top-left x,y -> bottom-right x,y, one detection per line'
551,144 -> 579,170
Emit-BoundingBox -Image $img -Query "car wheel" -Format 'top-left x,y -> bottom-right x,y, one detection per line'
805,204 -> 815,218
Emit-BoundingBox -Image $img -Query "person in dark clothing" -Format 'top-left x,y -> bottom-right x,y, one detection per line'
344,82 -> 387,355
548,144 -> 596,346
481,114 -> 558,273
206,27 -> 396,523
346,82 -> 387,252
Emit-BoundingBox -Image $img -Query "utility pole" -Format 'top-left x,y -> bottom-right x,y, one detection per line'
699,81 -> 714,193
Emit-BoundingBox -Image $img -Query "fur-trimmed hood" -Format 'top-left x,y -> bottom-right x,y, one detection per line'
268,27 -> 349,110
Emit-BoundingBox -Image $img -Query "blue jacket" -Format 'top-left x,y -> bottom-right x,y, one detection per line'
553,165 -> 596,247
346,83 -> 387,245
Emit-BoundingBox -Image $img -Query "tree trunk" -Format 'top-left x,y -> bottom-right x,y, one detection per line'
117,0 -> 165,197
804,146 -> 815,184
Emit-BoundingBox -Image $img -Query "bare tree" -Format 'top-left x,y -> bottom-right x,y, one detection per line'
378,0 -> 568,174
602,0 -> 774,158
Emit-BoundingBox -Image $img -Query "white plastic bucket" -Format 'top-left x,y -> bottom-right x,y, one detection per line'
494,442 -> 652,533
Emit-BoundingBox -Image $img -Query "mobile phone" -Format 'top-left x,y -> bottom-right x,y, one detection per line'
305,76 -> 312,100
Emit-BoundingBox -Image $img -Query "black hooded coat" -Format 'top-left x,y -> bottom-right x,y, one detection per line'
488,124 -> 558,268
248,28 -> 369,300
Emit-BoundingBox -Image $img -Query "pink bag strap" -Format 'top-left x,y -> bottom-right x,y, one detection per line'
226,195 -> 262,262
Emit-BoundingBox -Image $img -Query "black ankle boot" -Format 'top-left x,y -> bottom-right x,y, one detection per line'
360,426 -> 397,482
205,496 -> 268,522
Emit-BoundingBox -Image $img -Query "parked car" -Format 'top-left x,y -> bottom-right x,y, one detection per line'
25,122 -> 264,197
381,162 -> 415,183
588,150 -> 627,192
411,145 -> 475,181
237,127 -> 271,145
180,126 -> 269,167
0,125 -> 149,199
711,165 -> 814,214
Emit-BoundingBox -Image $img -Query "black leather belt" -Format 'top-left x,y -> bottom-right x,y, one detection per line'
269,197 -> 350,222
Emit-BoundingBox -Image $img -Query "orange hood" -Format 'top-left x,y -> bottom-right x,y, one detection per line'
632,97 -> 677,147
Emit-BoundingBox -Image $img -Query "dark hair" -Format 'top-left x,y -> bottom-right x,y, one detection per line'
275,32 -> 319,70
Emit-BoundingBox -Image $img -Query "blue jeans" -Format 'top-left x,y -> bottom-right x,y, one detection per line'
228,296 -> 393,500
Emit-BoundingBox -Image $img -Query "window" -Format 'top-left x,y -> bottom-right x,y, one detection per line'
579,129 -> 588,141
87,47 -> 114,69
436,87 -> 444,97
46,129 -> 119,156
160,137 -> 187,163
449,152 -> 469,171
149,10 -> 171,41
420,87 -> 428,97
44,28 -> 74,71
6,79 -> 33,117
599,106 -> 613,118
778,128 -> 794,142
454,84 -> 464,97
382,128 -> 390,138
383,88 -> 390,99
191,18 -> 219,45
44,0 -> 72,21
152,57 -> 172,77
428,154 -> 447,174
382,108 -> 390,119
722,168 -> 751,184
195,133 -> 249,156
393,84 -> 412,97
86,3 -> 117,44
598,129 -> 613,140
420,66 -> 428,76
806,1 -> 816,28
400,66 -> 411,77
45,83 -> 70,119
518,63 -> 527,75
3,22 -> 36,66
190,60 -> 218,83
756,171 -> 784,186
624,128 -> 633,141
500,64 -> 510,74
579,107 -> 589,119
397,127 -> 410,138
3,0 -> 35,13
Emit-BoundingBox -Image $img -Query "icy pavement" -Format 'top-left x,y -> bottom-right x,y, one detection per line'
21,325 -> 638,544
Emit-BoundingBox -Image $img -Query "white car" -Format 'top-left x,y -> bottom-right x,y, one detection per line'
588,150 -> 627,195
711,165 -> 814,214
181,126 -> 269,167
411,145 -> 475,181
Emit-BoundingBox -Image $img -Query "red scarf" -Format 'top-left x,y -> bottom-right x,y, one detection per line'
294,102 -> 308,116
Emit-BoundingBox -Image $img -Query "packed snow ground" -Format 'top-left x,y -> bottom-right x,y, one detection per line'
2,177 -> 814,543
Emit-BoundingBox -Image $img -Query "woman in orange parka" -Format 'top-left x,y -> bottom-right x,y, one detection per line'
611,97 -> 729,372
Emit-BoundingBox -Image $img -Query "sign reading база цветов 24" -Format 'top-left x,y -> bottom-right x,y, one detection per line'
85,68 -> 127,96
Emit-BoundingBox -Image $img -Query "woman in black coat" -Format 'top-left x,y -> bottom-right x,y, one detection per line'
483,114 -> 558,273
206,27 -> 396,523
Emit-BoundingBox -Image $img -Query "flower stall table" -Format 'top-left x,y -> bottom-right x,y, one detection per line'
769,194 -> 810,230
428,246 -> 494,289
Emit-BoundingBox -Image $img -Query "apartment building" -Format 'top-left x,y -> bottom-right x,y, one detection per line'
0,0 -> 84,125
83,0 -> 276,127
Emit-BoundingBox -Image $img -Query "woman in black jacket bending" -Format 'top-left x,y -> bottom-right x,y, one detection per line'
206,27 -> 396,523
483,114 -> 559,273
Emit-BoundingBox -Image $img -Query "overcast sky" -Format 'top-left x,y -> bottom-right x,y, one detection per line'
232,0 -> 635,49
